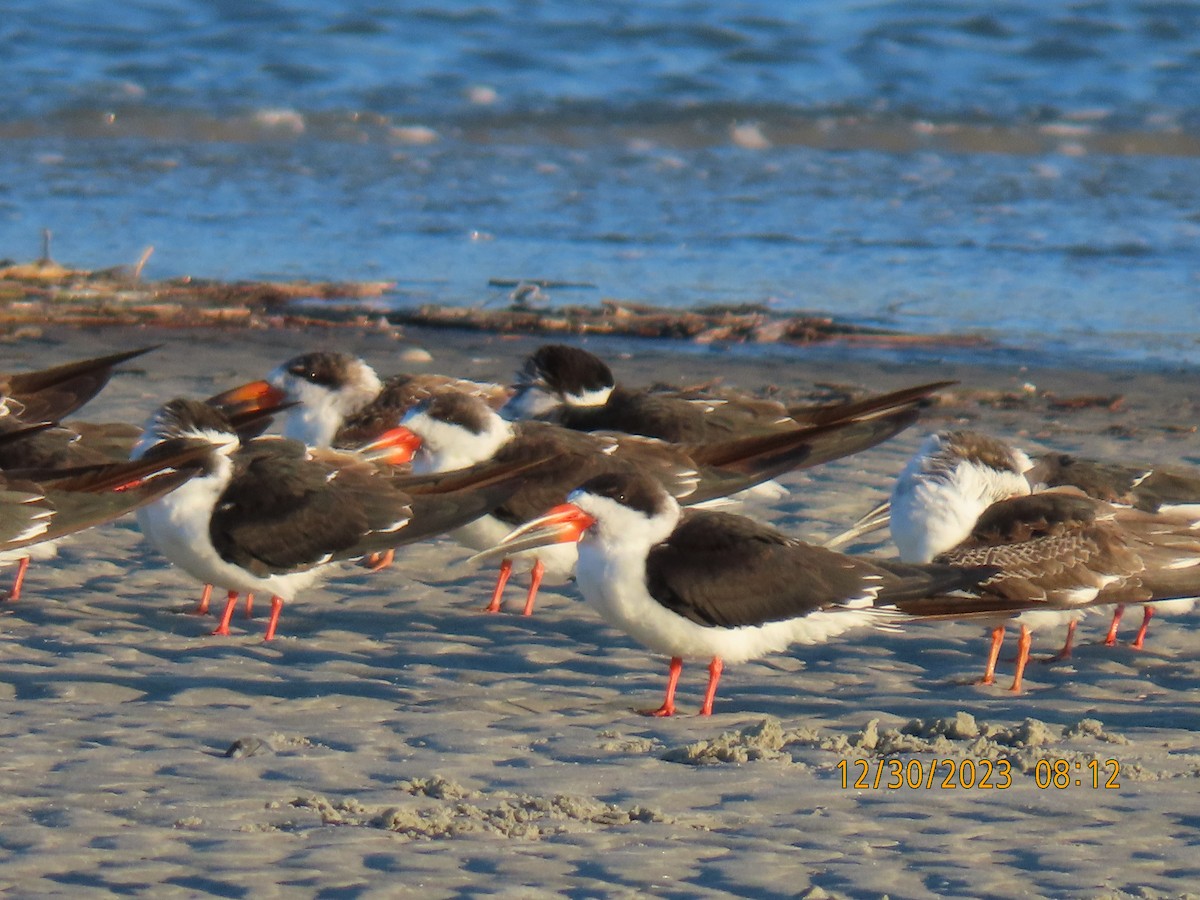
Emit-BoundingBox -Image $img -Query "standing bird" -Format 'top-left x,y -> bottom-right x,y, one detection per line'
0,346 -> 164,600
133,399 -> 539,640
830,431 -> 1200,653
1025,452 -> 1200,647
395,385 -> 940,615
0,438 -> 210,597
475,471 -> 1007,716
844,431 -> 1200,690
0,378 -> 288,611
931,488 -> 1200,691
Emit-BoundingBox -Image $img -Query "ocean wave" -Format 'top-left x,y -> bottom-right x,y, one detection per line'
4,104 -> 1200,159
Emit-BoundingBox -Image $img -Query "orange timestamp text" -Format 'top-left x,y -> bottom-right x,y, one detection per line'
836,757 -> 1121,790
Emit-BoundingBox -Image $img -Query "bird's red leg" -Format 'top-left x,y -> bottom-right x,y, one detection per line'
1042,619 -> 1076,663
211,591 -> 238,636
365,549 -> 395,573
639,657 -> 683,717
976,624 -> 1005,685
6,556 -> 30,602
1104,604 -> 1125,646
243,592 -> 255,619
192,583 -> 213,616
1131,605 -> 1154,650
698,657 -> 724,716
522,559 -> 544,617
263,596 -> 283,641
1009,624 -> 1033,693
485,559 -> 513,613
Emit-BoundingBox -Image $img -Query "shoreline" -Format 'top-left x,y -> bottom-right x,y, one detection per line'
2,246 -> 1195,372
20,317 -> 1200,377
4,250 -> 1196,375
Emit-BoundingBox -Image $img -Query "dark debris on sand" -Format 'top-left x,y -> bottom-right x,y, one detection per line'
0,244 -> 987,350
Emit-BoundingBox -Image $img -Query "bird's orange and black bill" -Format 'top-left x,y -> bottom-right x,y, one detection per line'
356,426 -> 423,466
206,380 -> 290,416
469,503 -> 596,564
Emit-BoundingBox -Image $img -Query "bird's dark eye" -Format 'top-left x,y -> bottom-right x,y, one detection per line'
288,363 -> 335,386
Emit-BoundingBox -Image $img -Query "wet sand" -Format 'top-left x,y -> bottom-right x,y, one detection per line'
1,324 -> 1199,898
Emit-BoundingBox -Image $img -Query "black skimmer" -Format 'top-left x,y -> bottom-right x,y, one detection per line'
0,438 -> 209,601
263,350 -> 507,449
831,431 -> 1200,653
1026,452 -> 1200,647
395,384 -> 939,615
844,430 -> 1200,690
0,379 -> 288,606
474,470 -> 1011,716
932,487 -> 1200,691
502,343 -> 950,443
133,398 -> 539,640
0,357 -> 143,603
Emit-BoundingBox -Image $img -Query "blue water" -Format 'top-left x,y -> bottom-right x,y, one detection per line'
2,2 -> 1200,368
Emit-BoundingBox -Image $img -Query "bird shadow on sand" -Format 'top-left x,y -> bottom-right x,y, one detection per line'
726,620 -> 1200,734
0,554 -> 646,713
8,535 -> 1200,735
44,870 -> 249,900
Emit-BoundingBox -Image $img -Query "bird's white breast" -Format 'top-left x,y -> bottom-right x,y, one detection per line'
137,467 -> 323,601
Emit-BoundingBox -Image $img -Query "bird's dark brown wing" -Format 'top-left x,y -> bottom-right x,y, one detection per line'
2,347 -> 155,422
548,381 -> 952,443
528,384 -> 935,514
1030,452 -> 1200,514
683,406 -> 921,504
644,510 -> 978,629
550,385 -> 823,443
18,442 -> 211,493
936,492 -> 1151,606
0,418 -> 114,469
337,456 -> 550,557
0,443 -> 210,550
785,380 -> 954,427
209,440 -> 411,576
12,471 -> 195,547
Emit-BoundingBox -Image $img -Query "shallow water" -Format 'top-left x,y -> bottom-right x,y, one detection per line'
2,2 -> 1199,367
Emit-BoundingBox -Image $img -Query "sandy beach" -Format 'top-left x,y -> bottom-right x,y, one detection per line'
1,323 -> 1199,898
